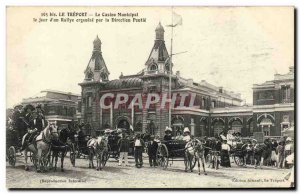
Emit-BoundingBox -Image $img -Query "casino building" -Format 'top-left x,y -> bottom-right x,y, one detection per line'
79,22 -> 294,138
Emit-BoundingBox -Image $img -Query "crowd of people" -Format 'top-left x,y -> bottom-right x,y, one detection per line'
7,104 -> 294,171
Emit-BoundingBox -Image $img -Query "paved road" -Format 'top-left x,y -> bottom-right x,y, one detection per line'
6,154 -> 293,189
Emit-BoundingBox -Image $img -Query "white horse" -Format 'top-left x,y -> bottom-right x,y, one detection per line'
87,136 -> 108,171
22,122 -> 58,172
185,139 -> 207,175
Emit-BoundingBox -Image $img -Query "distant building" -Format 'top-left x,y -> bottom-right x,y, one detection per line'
252,66 -> 294,136
21,90 -> 80,128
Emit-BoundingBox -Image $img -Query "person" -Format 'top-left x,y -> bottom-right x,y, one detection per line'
20,104 -> 36,150
241,139 -> 253,166
163,126 -> 172,141
117,128 -> 123,138
134,133 -> 145,168
220,139 -> 231,167
118,132 -> 130,166
276,140 -> 285,168
154,135 -> 160,144
147,135 -> 158,167
270,139 -> 278,166
182,127 -> 191,142
284,137 -> 293,168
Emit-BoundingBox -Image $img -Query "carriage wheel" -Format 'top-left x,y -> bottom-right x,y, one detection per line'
8,146 -> 16,167
156,144 -> 168,170
234,155 -> 244,166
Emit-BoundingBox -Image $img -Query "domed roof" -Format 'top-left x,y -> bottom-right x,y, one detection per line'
155,22 -> 164,32
104,77 -> 143,89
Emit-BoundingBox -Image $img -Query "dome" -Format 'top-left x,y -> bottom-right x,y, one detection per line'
104,77 -> 143,89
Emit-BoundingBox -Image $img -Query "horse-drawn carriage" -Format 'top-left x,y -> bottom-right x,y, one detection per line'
6,128 -> 22,167
156,139 -> 197,170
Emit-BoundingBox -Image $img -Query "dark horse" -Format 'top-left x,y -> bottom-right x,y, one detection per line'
50,128 -> 76,171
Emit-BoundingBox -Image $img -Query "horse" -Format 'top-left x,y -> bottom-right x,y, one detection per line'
50,127 -> 76,172
184,139 -> 207,175
253,139 -> 272,169
22,122 -> 58,172
87,136 -> 108,171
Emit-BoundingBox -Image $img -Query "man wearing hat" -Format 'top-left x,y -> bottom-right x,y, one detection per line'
164,126 -> 172,141
118,132 -> 130,166
134,133 -> 145,168
183,127 -> 191,142
20,104 -> 35,150
147,135 -> 158,167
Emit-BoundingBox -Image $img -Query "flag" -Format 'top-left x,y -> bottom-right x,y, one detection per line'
166,12 -> 183,27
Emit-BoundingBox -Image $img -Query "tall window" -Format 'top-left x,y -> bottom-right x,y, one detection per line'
88,96 -> 92,107
281,85 -> 290,103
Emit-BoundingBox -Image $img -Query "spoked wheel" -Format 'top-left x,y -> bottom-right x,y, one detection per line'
8,146 -> 16,167
156,144 -> 169,170
234,155 -> 244,166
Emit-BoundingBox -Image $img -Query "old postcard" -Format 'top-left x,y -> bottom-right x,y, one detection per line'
6,6 -> 295,189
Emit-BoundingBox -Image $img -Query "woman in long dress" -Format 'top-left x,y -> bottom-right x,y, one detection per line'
220,139 -> 231,167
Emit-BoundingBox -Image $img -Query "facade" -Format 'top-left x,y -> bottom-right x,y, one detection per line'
79,23 -> 294,138
21,90 -> 81,128
79,23 -> 251,137
252,66 -> 295,136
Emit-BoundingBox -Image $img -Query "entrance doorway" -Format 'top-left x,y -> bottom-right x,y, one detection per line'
117,119 -> 130,130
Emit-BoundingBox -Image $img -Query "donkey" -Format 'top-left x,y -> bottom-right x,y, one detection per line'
87,136 -> 108,171
22,122 -> 58,172
185,139 -> 207,175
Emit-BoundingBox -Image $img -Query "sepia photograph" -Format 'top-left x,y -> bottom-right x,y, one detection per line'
6,6 -> 295,189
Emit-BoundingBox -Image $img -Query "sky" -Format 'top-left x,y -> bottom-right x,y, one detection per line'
6,6 -> 294,108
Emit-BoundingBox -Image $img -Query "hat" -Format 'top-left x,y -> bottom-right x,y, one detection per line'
14,104 -> 23,109
104,129 -> 110,133
286,137 -> 292,142
117,128 -> 122,133
150,135 -> 155,139
36,104 -> 42,109
165,126 -> 172,132
183,127 -> 190,133
24,104 -> 35,112
252,139 -> 257,143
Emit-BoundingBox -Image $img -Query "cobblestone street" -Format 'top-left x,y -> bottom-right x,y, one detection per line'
6,153 -> 292,189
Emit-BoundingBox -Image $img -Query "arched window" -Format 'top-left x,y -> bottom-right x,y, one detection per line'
260,118 -> 273,136
231,120 -> 242,133
100,72 -> 108,81
213,121 -> 224,137
150,64 -> 158,71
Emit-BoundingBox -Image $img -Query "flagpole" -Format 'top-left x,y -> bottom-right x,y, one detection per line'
168,7 -> 173,130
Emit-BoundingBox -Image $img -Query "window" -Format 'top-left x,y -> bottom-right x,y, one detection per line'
165,64 -> 170,72
211,101 -> 215,108
88,96 -> 92,107
150,64 -> 158,71
281,85 -> 291,102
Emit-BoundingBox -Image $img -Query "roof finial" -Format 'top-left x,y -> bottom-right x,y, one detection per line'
93,35 -> 101,51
